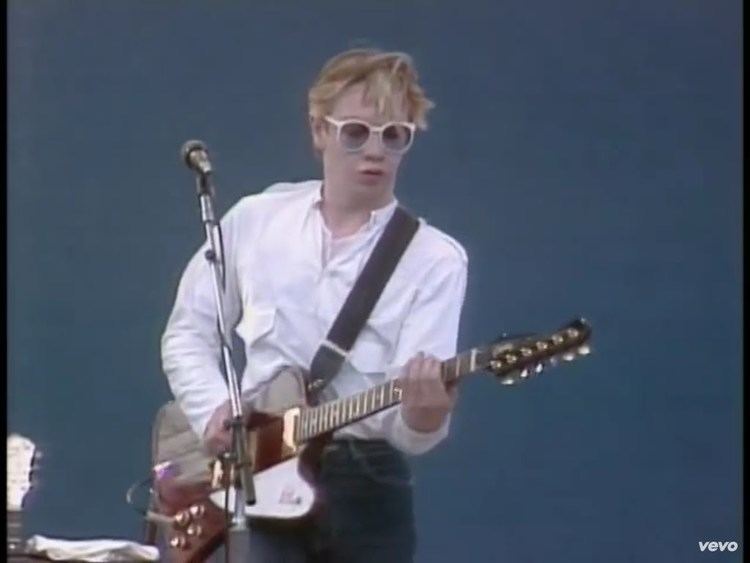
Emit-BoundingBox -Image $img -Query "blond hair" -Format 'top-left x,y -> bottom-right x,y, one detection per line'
308,48 -> 435,130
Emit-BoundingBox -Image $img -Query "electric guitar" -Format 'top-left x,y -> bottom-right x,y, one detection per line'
7,434 -> 38,556
152,318 -> 592,563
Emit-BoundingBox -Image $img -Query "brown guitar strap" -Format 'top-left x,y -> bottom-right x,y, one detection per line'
306,205 -> 420,401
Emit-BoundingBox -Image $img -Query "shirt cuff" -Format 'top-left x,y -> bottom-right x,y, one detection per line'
390,406 -> 451,456
180,391 -> 229,442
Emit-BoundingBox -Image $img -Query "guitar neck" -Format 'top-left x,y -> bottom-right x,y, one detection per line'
295,347 -> 490,442
7,510 -> 24,554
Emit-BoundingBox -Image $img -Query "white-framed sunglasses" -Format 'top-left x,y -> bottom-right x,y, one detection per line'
324,116 -> 416,154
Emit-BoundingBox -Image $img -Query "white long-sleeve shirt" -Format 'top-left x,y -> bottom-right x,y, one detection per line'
161,180 -> 468,455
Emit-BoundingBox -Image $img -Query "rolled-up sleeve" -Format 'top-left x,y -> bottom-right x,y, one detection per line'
383,250 -> 468,455
161,202 -> 245,439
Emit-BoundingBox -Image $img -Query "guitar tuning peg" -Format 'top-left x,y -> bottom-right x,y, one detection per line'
534,363 -> 544,374
562,352 -> 576,362
548,356 -> 559,366
519,369 -> 529,379
577,344 -> 591,356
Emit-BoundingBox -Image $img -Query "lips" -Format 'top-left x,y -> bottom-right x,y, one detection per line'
359,169 -> 384,176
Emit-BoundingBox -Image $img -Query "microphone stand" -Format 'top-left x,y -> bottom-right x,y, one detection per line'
193,172 -> 254,563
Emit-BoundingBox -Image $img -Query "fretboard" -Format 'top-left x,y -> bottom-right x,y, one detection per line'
295,347 -> 491,442
7,510 -> 24,554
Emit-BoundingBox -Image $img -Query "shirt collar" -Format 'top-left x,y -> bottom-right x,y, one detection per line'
309,181 -> 399,231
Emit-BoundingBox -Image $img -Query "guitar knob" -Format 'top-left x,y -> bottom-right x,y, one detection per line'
186,524 -> 203,537
174,510 -> 192,528
189,504 -> 205,518
169,535 -> 189,549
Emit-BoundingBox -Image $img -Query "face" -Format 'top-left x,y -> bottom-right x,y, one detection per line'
311,82 -> 413,207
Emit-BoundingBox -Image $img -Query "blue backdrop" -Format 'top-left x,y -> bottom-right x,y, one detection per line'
8,1 -> 742,562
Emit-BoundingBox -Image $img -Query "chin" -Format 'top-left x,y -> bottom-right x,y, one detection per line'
355,176 -> 392,200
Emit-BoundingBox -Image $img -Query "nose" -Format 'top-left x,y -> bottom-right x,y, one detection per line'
362,132 -> 385,160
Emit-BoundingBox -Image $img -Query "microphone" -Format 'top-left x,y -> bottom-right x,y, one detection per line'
181,140 -> 213,175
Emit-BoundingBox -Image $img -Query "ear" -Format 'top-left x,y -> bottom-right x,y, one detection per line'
309,115 -> 327,153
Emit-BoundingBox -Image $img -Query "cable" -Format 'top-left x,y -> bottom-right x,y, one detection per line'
125,476 -> 174,526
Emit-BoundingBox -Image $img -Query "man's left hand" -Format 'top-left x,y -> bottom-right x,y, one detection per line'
401,352 -> 458,433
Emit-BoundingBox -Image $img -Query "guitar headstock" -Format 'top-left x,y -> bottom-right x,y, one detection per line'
7,434 -> 38,512
488,318 -> 592,385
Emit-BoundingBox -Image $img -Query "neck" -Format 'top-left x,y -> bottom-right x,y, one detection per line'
295,347 -> 492,442
319,181 -> 394,238
294,318 -> 591,444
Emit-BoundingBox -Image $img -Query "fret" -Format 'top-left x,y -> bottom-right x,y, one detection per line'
296,411 -> 303,441
322,403 -> 330,433
7,511 -> 23,553
311,408 -> 318,435
379,384 -> 385,407
332,401 -> 339,427
393,380 -> 403,401
470,348 -> 477,372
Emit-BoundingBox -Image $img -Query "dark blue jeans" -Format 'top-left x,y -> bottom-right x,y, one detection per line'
212,439 -> 416,563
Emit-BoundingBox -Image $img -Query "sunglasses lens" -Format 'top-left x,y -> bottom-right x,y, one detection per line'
383,124 -> 413,152
339,122 -> 370,150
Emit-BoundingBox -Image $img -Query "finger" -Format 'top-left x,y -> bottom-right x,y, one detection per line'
446,384 -> 459,405
400,359 -> 415,404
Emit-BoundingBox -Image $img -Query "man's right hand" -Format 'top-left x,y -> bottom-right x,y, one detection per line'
203,400 -> 233,455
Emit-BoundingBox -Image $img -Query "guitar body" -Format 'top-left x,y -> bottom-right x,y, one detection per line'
151,318 -> 593,563
152,367 -> 327,563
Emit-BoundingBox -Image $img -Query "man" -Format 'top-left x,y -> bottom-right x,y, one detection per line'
162,48 -> 468,562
